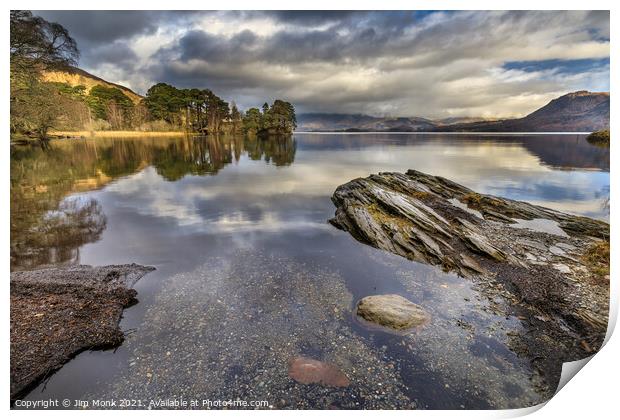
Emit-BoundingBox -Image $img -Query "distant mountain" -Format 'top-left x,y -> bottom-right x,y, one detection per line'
435,116 -> 499,126
41,66 -> 143,104
297,91 -> 609,133
296,113 -> 381,131
296,113 -> 437,132
444,91 -> 609,132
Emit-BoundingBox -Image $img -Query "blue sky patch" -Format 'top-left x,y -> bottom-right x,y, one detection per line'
504,58 -> 609,75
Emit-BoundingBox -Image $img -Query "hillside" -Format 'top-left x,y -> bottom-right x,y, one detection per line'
297,91 -> 609,133
445,91 -> 610,132
41,66 -> 143,105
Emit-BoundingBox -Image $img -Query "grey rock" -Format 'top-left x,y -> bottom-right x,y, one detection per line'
555,242 -> 577,251
548,246 -> 567,257
553,263 -> 571,274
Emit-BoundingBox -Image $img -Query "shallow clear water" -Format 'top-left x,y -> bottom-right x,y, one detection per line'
11,133 -> 609,409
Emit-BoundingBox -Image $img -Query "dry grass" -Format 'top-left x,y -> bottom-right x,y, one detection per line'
41,70 -> 143,104
412,191 -> 431,200
49,130 -> 188,138
462,192 -> 482,206
581,240 -> 610,281
366,202 -> 411,230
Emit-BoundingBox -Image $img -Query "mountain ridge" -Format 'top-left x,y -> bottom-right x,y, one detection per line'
298,91 -> 609,133
442,91 -> 609,132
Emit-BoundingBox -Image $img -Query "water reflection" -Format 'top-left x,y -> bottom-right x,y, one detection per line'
11,133 -> 610,408
11,133 -> 610,271
296,133 -> 610,171
11,196 -> 106,270
10,135 -> 296,270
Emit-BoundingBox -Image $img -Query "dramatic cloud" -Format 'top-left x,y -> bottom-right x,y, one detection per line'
36,10 -> 163,43
34,10 -> 610,118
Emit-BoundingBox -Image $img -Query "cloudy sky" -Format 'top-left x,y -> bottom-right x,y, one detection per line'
35,10 -> 609,118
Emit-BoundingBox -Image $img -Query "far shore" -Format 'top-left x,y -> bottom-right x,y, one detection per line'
48,130 -> 188,138
10,130 -> 597,144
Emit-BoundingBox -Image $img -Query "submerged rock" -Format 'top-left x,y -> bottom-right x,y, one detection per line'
330,170 -> 609,365
356,294 -> 429,331
288,356 -> 350,387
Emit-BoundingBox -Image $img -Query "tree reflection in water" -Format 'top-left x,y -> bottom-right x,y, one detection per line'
12,196 -> 107,270
10,135 -> 296,270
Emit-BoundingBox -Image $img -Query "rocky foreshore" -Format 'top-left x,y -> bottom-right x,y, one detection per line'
330,170 -> 609,386
10,264 -> 155,400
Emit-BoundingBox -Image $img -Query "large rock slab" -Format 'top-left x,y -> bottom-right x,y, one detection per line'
356,294 -> 429,331
330,170 -> 609,355
10,264 -> 155,400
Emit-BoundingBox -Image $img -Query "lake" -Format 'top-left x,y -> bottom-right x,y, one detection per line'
11,133 -> 610,409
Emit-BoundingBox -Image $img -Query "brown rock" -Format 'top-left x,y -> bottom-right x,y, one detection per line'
356,294 -> 429,331
288,356 -> 350,387
10,264 -> 155,400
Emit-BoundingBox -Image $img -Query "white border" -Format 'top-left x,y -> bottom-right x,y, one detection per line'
2,1 -> 616,419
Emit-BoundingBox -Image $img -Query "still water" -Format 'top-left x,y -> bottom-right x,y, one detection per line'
11,133 -> 609,409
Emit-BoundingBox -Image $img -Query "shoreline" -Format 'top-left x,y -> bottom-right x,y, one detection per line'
11,130 -> 593,142
48,130 -> 188,138
293,131 -> 592,135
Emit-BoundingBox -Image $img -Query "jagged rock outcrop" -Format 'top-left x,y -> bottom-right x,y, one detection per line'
330,170 -> 609,351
